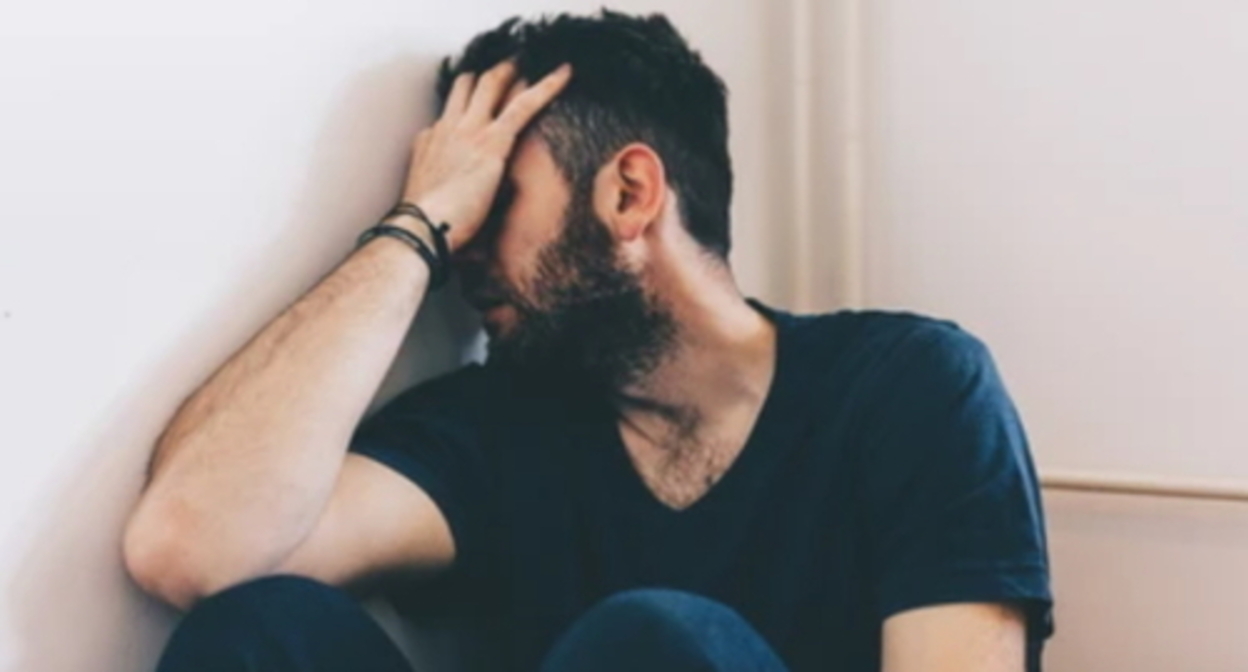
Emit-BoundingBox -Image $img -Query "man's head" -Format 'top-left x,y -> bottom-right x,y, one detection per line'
438,10 -> 734,390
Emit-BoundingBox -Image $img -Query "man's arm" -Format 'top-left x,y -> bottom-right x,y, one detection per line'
882,603 -> 1027,672
122,59 -> 573,610
123,232 -> 436,610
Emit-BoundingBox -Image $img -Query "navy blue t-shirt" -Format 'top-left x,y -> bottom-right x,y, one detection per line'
349,299 -> 1054,671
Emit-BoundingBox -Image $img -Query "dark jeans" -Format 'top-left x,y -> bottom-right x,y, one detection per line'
155,575 -> 790,672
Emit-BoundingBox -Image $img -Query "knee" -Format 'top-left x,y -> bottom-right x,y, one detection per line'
180,574 -> 344,637
157,575 -> 349,670
584,588 -> 742,634
540,589 -> 748,672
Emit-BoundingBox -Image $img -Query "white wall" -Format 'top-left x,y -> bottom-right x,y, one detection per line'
846,1 -> 1248,670
9,1 -> 1241,670
0,2 -> 780,670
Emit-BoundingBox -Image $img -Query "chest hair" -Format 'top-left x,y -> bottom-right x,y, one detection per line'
619,417 -> 752,511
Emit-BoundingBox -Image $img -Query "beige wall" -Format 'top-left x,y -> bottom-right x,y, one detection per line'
844,1 -> 1248,669
0,2 -> 779,670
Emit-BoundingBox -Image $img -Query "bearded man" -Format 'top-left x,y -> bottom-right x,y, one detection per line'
124,10 -> 1054,672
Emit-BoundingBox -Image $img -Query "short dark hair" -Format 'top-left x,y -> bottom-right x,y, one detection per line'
436,9 -> 734,261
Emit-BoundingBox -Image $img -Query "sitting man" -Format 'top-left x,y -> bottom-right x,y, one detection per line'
123,9 -> 1054,672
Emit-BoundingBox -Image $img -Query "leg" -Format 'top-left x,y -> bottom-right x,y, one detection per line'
155,575 -> 412,672
539,588 -> 790,672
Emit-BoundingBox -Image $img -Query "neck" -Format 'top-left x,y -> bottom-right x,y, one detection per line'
609,267 -> 778,447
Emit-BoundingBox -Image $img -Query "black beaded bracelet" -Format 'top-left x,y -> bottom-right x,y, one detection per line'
355,223 -> 449,289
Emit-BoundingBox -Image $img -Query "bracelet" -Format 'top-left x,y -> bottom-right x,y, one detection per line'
355,224 -> 449,289
386,201 -> 453,266
355,201 -> 455,289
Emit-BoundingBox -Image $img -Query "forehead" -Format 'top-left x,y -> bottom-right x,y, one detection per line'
508,130 -> 556,181
506,134 -> 565,197
499,78 -> 566,186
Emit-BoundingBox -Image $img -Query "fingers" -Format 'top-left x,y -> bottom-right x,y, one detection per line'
465,59 -> 520,122
442,72 -> 475,119
493,63 -> 573,137
412,128 -> 432,156
503,78 -> 526,106
437,60 -> 571,143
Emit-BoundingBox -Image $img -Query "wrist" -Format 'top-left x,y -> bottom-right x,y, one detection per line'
362,233 -> 434,285
380,212 -> 437,248
399,195 -> 466,253
373,199 -> 453,289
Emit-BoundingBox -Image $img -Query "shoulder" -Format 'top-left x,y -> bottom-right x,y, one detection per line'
851,310 -> 991,383
778,306 -> 992,389
804,306 -> 975,347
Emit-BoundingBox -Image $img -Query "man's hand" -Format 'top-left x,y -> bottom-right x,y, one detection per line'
400,59 -> 572,253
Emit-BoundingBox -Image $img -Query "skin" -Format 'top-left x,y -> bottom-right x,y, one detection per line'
122,58 -> 1026,671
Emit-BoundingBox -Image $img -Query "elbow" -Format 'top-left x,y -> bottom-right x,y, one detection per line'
122,505 -> 232,611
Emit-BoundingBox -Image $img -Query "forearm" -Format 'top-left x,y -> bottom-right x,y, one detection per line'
125,235 -> 431,599
125,59 -> 576,607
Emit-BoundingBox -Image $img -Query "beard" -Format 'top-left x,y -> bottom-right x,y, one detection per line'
472,190 -> 678,393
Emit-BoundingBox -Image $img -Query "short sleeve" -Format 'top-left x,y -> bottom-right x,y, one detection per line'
857,322 -> 1054,667
347,363 -> 499,585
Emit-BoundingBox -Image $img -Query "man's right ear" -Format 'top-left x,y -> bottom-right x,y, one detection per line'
594,142 -> 668,245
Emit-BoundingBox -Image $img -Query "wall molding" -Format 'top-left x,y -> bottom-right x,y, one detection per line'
1043,470 -> 1248,504
783,0 -> 866,312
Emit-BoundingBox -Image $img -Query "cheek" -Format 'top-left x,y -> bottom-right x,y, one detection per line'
492,226 -> 541,292
496,219 -> 542,262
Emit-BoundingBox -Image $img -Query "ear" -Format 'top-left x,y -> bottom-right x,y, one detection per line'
593,142 -> 667,243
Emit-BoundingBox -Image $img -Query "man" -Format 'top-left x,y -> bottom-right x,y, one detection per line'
124,10 -> 1054,672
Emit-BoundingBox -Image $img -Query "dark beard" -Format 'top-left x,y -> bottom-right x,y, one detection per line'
486,192 -> 678,393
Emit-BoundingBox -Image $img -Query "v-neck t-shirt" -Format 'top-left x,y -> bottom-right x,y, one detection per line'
349,299 -> 1054,672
